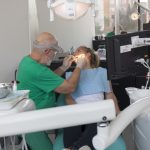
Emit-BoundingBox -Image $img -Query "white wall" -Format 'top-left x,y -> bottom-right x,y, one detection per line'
37,0 -> 95,51
0,0 -> 29,82
0,0 -> 95,82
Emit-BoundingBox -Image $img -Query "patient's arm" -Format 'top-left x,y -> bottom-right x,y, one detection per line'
65,94 -> 76,105
106,81 -> 120,114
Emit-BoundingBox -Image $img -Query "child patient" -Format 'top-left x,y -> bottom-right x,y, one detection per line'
63,46 -> 120,150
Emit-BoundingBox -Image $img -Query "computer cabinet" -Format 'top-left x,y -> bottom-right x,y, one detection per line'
111,76 -> 135,110
92,40 -> 106,51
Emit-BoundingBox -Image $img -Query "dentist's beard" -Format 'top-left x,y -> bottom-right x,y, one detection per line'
46,59 -> 52,66
46,54 -> 56,66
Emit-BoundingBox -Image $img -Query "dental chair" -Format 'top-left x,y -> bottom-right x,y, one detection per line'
0,90 -> 150,150
53,94 -> 126,150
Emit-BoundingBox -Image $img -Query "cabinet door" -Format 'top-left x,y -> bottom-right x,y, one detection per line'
92,40 -> 106,51
112,76 -> 135,110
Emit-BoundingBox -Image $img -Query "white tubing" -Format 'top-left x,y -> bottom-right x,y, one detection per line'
0,100 -> 115,137
106,96 -> 150,147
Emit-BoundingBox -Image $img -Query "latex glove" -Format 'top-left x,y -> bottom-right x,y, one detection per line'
76,54 -> 87,69
60,55 -> 74,71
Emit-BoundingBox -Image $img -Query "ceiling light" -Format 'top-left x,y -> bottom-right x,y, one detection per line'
47,0 -> 95,21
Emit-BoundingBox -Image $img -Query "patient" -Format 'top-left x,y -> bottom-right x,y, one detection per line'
63,46 -> 120,150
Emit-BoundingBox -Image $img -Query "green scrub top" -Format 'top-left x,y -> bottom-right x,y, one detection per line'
106,31 -> 115,37
17,56 -> 64,109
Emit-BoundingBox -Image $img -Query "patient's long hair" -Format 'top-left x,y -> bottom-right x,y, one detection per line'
78,46 -> 100,68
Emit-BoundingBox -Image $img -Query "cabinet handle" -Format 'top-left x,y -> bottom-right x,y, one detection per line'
112,83 -> 120,86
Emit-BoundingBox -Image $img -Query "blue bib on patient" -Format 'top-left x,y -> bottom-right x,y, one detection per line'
66,67 -> 111,100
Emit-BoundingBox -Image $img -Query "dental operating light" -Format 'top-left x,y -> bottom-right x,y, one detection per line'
47,0 -> 95,21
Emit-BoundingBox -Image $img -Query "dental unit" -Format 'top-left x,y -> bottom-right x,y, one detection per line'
0,88 -> 150,150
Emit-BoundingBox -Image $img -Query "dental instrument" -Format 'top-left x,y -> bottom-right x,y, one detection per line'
135,58 -> 150,89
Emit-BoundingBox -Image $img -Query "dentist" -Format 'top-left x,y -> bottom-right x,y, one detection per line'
17,32 -> 87,150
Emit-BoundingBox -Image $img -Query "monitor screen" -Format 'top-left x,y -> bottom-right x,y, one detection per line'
106,30 -> 150,80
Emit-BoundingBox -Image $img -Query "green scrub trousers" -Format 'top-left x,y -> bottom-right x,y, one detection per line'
25,132 -> 53,150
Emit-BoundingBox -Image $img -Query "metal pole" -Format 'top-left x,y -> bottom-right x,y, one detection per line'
114,0 -> 120,35
137,0 -> 141,31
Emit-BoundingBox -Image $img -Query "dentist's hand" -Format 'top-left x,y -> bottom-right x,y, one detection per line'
76,55 -> 87,69
60,55 -> 74,71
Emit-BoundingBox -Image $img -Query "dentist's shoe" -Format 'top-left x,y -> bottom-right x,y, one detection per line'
78,145 -> 91,150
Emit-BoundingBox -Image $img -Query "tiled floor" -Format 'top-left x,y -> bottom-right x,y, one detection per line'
122,124 -> 138,150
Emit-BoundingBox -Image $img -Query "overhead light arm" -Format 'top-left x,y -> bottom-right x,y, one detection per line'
134,1 -> 150,13
131,1 -> 150,21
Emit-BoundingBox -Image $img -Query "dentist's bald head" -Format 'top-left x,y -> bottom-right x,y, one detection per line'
30,32 -> 60,65
33,32 -> 58,51
36,32 -> 56,44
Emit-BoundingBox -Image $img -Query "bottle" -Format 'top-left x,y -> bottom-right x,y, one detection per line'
69,46 -> 74,55
13,80 -> 17,91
